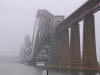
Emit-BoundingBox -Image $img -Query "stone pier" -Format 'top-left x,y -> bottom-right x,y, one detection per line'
68,23 -> 81,68
82,14 -> 98,69
49,29 -> 69,68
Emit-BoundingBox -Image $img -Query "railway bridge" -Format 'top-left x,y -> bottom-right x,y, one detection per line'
30,0 -> 100,71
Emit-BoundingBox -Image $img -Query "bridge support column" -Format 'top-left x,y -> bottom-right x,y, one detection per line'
82,14 -> 98,69
69,22 -> 81,68
59,29 -> 69,67
50,29 -> 69,68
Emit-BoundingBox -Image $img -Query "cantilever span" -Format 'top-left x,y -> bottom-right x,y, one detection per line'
30,0 -> 100,70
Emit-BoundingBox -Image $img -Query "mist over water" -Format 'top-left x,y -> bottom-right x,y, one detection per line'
0,0 -> 100,75
0,0 -> 87,58
0,63 -> 42,75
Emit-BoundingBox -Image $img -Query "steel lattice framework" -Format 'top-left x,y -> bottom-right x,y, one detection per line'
56,0 -> 100,32
40,0 -> 100,49
33,0 -> 100,60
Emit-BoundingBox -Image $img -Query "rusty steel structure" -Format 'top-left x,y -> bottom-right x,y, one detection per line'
31,0 -> 100,70
56,0 -> 100,32
37,0 -> 100,53
31,10 -> 54,63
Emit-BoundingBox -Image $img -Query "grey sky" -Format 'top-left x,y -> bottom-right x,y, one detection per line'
0,0 -> 100,61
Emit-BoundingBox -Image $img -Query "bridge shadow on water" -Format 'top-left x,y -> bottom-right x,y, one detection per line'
46,68 -> 100,75
80,70 -> 99,75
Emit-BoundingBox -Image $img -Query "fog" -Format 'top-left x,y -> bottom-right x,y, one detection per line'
0,0 -> 100,62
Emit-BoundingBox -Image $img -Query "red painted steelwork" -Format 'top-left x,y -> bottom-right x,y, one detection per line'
56,0 -> 100,32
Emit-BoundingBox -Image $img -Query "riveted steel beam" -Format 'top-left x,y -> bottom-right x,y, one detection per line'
56,0 -> 100,32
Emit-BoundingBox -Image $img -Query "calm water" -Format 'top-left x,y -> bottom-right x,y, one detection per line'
48,69 -> 100,75
0,63 -> 42,75
0,63 -> 99,75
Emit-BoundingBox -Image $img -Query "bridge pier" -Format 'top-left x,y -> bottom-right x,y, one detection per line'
59,29 -> 69,67
82,14 -> 98,69
49,29 -> 69,68
68,23 -> 81,68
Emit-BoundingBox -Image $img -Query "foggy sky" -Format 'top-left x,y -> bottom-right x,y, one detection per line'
0,0 -> 100,61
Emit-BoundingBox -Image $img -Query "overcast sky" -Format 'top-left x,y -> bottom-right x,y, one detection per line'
0,0 -> 100,61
